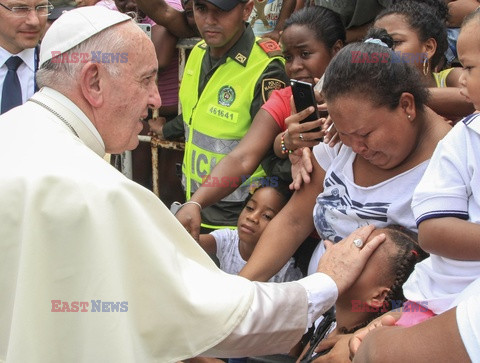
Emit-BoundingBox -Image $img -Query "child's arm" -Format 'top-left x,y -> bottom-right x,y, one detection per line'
198,234 -> 217,256
418,218 -> 480,260
412,118 -> 480,260
427,87 -> 475,122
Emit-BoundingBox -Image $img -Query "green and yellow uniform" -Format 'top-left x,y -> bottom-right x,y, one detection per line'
164,25 -> 288,229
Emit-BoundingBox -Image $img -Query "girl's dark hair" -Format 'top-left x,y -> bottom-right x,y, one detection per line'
376,1 -> 448,69
283,6 -> 346,50
392,0 -> 449,22
364,27 -> 394,48
380,225 -> 429,314
243,179 -> 292,206
339,225 -> 428,334
322,41 -> 429,111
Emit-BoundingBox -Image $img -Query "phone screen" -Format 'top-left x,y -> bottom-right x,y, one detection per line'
291,79 -> 321,132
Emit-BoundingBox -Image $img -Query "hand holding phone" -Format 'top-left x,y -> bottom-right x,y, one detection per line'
291,79 -> 320,122
291,79 -> 326,134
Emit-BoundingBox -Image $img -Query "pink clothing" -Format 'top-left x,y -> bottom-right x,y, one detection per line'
156,0 -> 182,108
95,0 -> 117,10
261,86 -> 292,131
142,16 -> 156,26
395,301 -> 436,327
95,0 -> 181,109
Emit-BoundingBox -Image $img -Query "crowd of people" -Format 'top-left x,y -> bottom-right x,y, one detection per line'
1,0 -> 480,362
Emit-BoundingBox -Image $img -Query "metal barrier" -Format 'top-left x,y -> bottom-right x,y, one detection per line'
138,135 -> 185,197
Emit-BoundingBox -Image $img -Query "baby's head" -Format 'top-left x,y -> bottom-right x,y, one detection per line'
458,8 -> 480,110
237,180 -> 291,246
338,225 -> 428,331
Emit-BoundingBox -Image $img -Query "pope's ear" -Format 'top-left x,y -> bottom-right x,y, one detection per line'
79,62 -> 104,108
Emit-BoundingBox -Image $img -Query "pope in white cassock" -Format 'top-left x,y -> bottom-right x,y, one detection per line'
0,6 -> 385,363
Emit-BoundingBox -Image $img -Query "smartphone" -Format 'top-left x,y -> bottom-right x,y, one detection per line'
137,23 -> 152,39
291,79 -> 323,133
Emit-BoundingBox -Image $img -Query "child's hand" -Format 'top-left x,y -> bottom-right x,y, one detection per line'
148,116 -> 166,138
349,313 -> 399,360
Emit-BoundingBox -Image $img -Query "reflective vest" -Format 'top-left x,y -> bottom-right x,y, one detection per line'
180,39 -> 283,228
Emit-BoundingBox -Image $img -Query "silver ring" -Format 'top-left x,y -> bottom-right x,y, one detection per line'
299,133 -> 304,141
353,238 -> 363,248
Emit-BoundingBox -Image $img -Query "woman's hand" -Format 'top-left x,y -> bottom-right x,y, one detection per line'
289,147 -> 314,190
282,96 -> 325,150
321,114 -> 341,147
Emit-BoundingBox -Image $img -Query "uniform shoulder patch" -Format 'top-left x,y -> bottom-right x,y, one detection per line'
257,38 -> 283,58
261,78 -> 286,102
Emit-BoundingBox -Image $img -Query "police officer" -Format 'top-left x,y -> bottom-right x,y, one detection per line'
147,0 -> 288,232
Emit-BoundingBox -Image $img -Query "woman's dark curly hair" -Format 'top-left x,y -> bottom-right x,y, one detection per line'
375,1 -> 448,69
322,40 -> 429,111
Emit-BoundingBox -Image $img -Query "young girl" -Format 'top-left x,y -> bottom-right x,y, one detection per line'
266,6 -> 344,158
373,0 -> 475,121
398,8 -> 480,326
299,226 -> 427,361
198,182 -> 303,282
174,6 -> 345,240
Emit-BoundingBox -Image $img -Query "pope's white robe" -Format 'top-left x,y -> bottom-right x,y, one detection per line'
0,88 -> 335,362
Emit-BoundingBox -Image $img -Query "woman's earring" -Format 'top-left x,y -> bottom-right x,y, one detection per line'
407,114 -> 411,120
423,58 -> 430,76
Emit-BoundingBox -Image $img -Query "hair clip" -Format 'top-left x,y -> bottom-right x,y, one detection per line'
364,38 -> 389,48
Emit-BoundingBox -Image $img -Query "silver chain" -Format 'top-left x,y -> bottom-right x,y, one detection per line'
28,98 -> 79,138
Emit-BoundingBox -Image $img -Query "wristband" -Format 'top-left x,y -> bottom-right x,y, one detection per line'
281,131 -> 293,155
170,201 -> 202,215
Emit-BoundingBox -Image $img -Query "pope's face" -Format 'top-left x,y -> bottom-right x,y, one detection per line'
95,25 -> 161,154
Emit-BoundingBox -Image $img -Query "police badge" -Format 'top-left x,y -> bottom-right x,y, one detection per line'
218,86 -> 235,107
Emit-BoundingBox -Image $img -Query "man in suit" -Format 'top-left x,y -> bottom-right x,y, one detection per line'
0,0 -> 49,114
